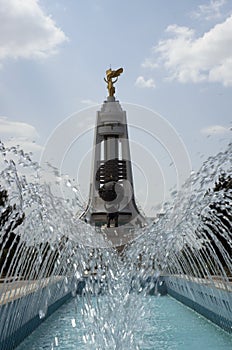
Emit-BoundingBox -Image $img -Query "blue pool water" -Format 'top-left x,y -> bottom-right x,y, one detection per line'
16,295 -> 232,350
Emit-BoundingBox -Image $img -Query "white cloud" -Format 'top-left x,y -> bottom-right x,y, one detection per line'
0,0 -> 68,63
146,15 -> 232,86
4,138 -> 43,154
135,76 -> 155,88
141,59 -> 158,70
0,116 -> 43,156
200,124 -> 231,135
81,99 -> 99,106
191,0 -> 227,21
0,116 -> 38,139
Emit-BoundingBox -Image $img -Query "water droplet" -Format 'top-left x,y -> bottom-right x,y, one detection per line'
66,180 -> 72,187
75,271 -> 81,279
39,309 -> 46,319
54,336 -> 59,346
71,318 -> 76,327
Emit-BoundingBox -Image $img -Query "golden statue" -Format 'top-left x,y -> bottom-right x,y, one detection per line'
104,67 -> 123,97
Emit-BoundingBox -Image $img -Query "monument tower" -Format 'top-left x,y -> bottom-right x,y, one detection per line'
81,68 -> 145,244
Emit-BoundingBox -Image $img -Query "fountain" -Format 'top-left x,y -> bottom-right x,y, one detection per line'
0,69 -> 231,349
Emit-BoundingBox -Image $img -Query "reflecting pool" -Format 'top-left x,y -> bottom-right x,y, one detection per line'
16,295 -> 232,350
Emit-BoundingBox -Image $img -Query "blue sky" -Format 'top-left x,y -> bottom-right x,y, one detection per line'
0,0 -> 231,214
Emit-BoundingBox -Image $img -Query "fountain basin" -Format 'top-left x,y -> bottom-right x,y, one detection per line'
0,274 -> 231,350
0,277 -> 75,350
165,275 -> 232,333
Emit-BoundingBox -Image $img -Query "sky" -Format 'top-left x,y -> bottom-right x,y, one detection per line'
0,0 -> 232,215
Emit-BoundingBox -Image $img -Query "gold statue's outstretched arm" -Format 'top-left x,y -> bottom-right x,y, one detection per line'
105,67 -> 123,97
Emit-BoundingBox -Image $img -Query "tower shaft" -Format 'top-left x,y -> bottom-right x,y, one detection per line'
81,69 -> 145,247
81,96 -> 145,231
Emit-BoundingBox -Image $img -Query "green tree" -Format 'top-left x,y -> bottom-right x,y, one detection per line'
201,174 -> 232,275
0,187 -> 25,277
